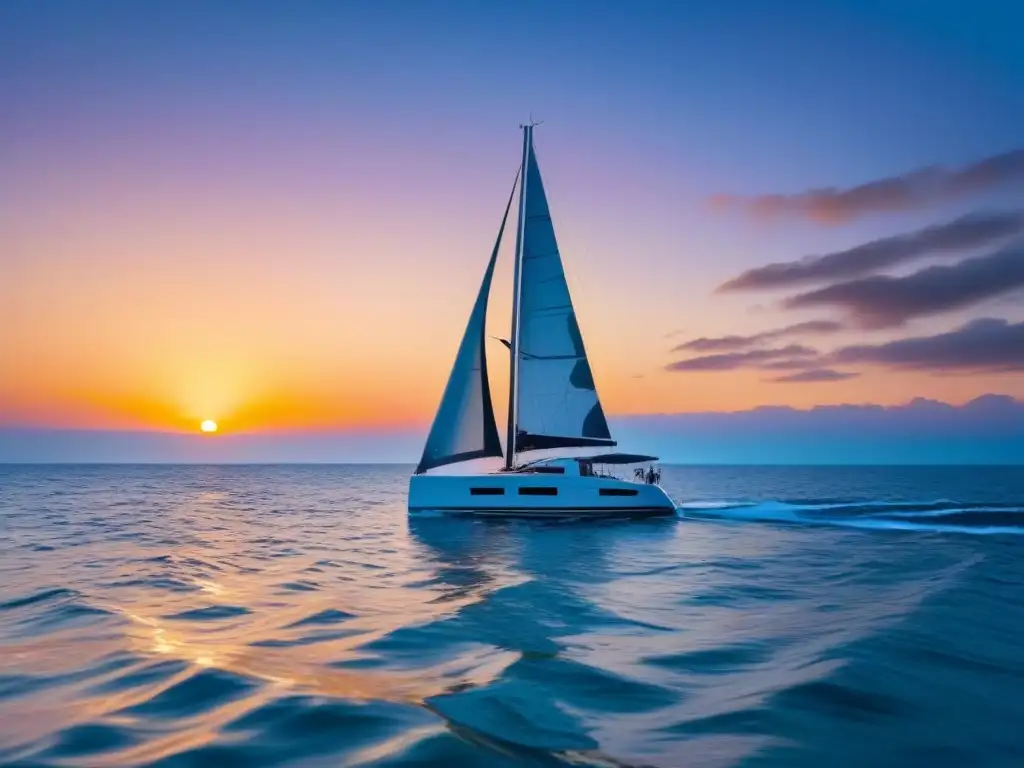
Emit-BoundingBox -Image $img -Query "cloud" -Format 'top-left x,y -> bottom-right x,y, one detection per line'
783,243 -> 1024,328
830,318 -> 1024,372
665,344 -> 818,372
769,368 -> 859,383
757,357 -> 825,371
673,320 -> 841,353
612,395 -> 1023,464
719,210 -> 1024,292
668,318 -> 1024,376
708,148 -> 1024,224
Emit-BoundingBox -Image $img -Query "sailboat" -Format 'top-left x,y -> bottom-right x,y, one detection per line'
408,124 -> 675,518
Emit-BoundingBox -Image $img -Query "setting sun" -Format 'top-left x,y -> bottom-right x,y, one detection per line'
200,420 -> 218,433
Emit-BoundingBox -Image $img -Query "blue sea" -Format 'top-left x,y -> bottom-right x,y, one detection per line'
1,465 -> 1023,767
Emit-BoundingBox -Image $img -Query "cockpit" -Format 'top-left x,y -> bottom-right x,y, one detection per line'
513,454 -> 662,484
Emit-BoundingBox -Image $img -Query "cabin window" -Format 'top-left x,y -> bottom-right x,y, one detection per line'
519,487 -> 558,496
470,487 -> 504,495
600,488 -> 638,497
528,466 -> 565,474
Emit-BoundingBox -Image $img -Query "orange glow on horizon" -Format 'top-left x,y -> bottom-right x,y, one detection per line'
4,132 -> 1023,434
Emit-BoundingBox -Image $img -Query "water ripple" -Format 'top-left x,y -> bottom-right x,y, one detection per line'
0,464 -> 1022,766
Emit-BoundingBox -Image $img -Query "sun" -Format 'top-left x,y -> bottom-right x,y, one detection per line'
200,420 -> 218,433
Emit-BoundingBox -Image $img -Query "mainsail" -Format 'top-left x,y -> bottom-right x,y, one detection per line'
414,173 -> 519,474
510,129 -> 615,454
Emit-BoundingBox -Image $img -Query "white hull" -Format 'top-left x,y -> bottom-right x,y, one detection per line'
408,472 -> 675,518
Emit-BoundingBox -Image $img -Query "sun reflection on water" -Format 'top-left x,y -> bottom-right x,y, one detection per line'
2,465 -> 993,767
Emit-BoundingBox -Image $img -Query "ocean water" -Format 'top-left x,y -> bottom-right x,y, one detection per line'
1,465 -> 1023,768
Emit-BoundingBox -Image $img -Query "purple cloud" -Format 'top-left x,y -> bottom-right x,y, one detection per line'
769,368 -> 860,383
830,318 -> 1024,372
665,344 -> 818,372
708,148 -> 1024,224
673,320 -> 841,353
719,210 -> 1024,292
783,243 -> 1024,328
666,318 -> 1024,377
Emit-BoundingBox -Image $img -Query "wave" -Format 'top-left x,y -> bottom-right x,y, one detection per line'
3,465 -> 1024,767
677,499 -> 1024,535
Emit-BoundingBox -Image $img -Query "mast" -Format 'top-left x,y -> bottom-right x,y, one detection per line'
505,123 -> 532,469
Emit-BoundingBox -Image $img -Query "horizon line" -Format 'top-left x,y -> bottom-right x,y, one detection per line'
1,390 -> 1021,435
3,461 -> 1022,467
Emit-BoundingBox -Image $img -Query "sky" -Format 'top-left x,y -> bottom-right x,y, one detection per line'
3,0 -> 1024,460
